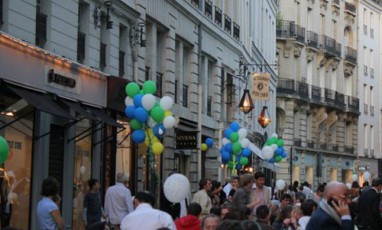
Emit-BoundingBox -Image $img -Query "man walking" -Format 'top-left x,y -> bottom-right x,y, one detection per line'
192,178 -> 212,217
356,177 -> 382,230
104,173 -> 133,230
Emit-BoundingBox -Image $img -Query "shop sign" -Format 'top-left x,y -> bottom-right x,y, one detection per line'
176,129 -> 198,149
48,69 -> 76,88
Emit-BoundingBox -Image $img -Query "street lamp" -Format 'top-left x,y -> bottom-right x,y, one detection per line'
239,89 -> 254,114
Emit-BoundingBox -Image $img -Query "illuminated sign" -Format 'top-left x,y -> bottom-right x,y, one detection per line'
48,69 -> 76,88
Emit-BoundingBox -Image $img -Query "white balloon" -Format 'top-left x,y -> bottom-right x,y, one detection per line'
271,133 -> 278,138
80,166 -> 86,174
352,174 -> 358,182
222,137 -> 230,146
248,143 -> 264,159
261,146 -> 274,160
125,96 -> 133,106
271,144 -> 278,151
276,179 -> 286,190
163,116 -> 176,128
363,171 -> 371,180
142,94 -> 156,111
240,138 -> 250,148
164,173 -> 190,203
237,128 -> 248,139
346,183 -> 352,189
160,96 -> 174,110
147,117 -> 157,128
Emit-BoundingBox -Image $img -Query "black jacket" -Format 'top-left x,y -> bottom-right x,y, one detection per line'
356,187 -> 382,229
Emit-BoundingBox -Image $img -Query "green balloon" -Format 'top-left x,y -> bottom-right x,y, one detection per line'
232,142 -> 242,154
230,132 -> 239,143
275,155 -> 283,162
130,119 -> 143,130
227,161 -> 234,169
143,80 -> 157,94
240,157 -> 249,166
269,137 -> 278,144
265,140 -> 272,146
125,82 -> 140,98
0,136 -> 9,164
277,139 -> 284,147
150,106 -> 165,123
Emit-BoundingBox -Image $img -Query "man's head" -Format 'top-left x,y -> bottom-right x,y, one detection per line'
231,176 -> 239,188
301,199 -> 317,216
88,178 -> 100,191
199,178 -> 212,191
187,202 -> 202,217
239,173 -> 253,188
324,181 -> 349,204
256,204 -> 270,221
371,177 -> 382,192
134,190 -> 155,208
279,193 -> 293,208
201,214 -> 220,230
116,172 -> 129,184
254,171 -> 265,189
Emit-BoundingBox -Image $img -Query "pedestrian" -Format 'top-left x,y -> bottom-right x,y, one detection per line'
192,178 -> 213,217
83,178 -> 105,229
251,171 -> 271,217
356,177 -> 382,230
298,199 -> 317,230
255,204 -> 276,230
201,214 -> 220,230
36,177 -> 64,230
174,202 -> 202,230
120,191 -> 176,230
104,173 -> 133,230
306,181 -> 353,230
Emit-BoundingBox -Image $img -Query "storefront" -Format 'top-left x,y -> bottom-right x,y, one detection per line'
0,32 -> 119,229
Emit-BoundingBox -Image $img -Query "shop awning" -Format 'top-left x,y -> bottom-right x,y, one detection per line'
85,106 -> 123,128
6,84 -> 73,119
61,100 -> 98,121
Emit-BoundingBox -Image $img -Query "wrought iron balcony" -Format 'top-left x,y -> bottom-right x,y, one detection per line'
335,42 -> 341,58
277,79 -> 295,95
344,46 -> 357,64
319,142 -> 327,150
294,138 -> 302,147
325,88 -> 336,105
319,35 -> 336,57
346,96 -> 359,114
233,22 -> 240,40
214,6 -> 222,26
224,14 -> 232,34
306,31 -> 319,49
277,20 -> 306,43
344,146 -> 354,154
311,85 -> 321,103
204,0 -> 212,19
307,140 -> 315,148
297,81 -> 309,99
335,92 -> 345,109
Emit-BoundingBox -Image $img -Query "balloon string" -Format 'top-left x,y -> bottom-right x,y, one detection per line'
232,155 -> 236,176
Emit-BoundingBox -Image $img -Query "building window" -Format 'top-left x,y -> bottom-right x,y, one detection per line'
207,95 -> 212,116
174,80 -> 178,104
119,50 -> 125,76
182,84 -> 188,108
77,32 -> 86,63
100,42 -> 107,70
205,0 -> 212,19
155,72 -> 163,98
35,6 -> 47,47
145,67 -> 150,81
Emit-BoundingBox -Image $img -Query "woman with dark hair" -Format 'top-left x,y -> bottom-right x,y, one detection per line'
36,177 -> 64,230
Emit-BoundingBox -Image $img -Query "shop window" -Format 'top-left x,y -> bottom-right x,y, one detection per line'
72,119 -> 92,229
0,88 -> 34,230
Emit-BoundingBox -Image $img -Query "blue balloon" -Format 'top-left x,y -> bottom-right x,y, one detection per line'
222,158 -> 229,164
242,148 -> 252,157
230,122 -> 240,132
268,158 -> 275,163
236,164 -> 242,170
205,138 -> 214,148
153,124 -> 166,138
224,129 -> 234,139
134,107 -> 148,123
124,106 -> 136,118
281,151 -> 287,158
224,143 -> 233,153
275,147 -> 283,156
133,94 -> 144,107
221,150 -> 230,162
132,130 -> 146,143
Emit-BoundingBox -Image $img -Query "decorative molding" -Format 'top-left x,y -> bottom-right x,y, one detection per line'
344,64 -> 354,77
331,60 -> 339,71
294,44 -> 303,58
320,0 -> 328,10
306,48 -> 316,63
283,42 -> 293,58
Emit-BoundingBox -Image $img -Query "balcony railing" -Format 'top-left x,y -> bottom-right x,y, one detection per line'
204,0 -> 212,19
344,146 -> 354,154
276,20 -> 305,43
363,65 -> 368,76
319,142 -> 327,150
233,22 -> 240,40
277,78 -> 359,114
335,42 -> 341,58
294,138 -> 302,147
370,105 -> 374,116
345,2 -> 356,14
306,31 -> 319,49
307,140 -> 315,148
224,14 -> 232,34
214,6 -> 222,26
319,35 -> 336,56
344,46 -> 357,64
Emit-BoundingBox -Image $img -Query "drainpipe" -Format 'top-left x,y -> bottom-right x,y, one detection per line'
197,22 -> 203,181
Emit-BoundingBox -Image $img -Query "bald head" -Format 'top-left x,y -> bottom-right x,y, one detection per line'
324,181 -> 348,199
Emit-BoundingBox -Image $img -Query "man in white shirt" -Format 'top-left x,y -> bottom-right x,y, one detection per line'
121,191 -> 176,230
104,173 -> 134,230
192,178 -> 212,217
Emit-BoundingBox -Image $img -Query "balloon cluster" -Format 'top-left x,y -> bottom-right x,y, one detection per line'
124,80 -> 175,155
220,122 -> 252,175
0,136 -> 9,164
261,133 -> 287,163
201,138 -> 214,151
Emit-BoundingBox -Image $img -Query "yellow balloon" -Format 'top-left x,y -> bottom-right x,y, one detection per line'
201,143 -> 208,151
152,142 -> 164,155
164,110 -> 173,117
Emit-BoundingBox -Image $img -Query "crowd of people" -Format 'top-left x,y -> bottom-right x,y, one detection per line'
35,171 -> 382,230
